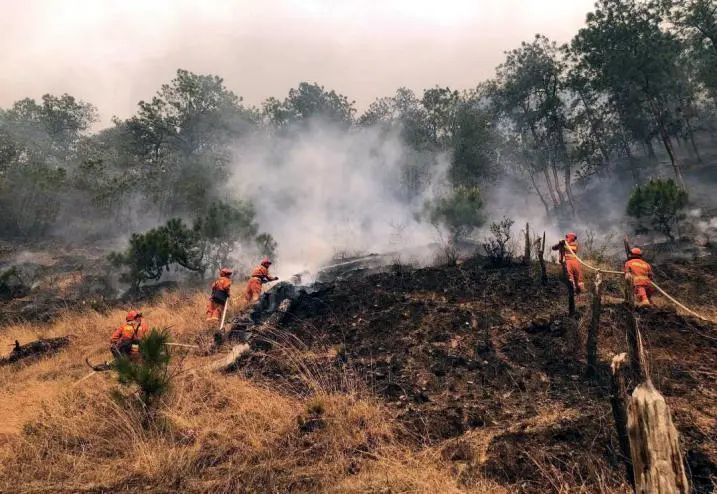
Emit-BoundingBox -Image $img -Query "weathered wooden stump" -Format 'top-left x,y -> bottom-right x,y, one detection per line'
627,382 -> 689,494
536,231 -> 547,286
611,353 -> 634,486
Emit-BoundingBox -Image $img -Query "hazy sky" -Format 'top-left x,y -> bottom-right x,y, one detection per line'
0,0 -> 596,127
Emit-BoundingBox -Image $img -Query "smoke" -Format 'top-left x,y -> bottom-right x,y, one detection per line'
227,121 -> 451,278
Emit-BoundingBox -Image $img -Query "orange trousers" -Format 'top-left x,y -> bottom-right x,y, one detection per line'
634,284 -> 655,307
565,259 -> 585,293
245,277 -> 262,303
206,299 -> 225,321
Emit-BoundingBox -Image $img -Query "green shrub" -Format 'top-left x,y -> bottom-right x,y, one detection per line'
427,185 -> 484,242
627,178 -> 688,241
113,328 -> 171,406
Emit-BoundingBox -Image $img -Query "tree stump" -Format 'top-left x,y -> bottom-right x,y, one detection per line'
586,272 -> 603,377
627,382 -> 689,494
537,231 -> 547,285
625,273 -> 635,309
611,353 -> 634,487
624,308 -> 648,382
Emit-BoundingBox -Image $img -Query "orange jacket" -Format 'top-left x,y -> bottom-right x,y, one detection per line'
111,320 -> 149,344
552,240 -> 578,262
212,276 -> 232,294
250,265 -> 272,282
624,257 -> 653,287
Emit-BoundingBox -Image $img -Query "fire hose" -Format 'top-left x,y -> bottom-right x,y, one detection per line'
562,243 -> 716,325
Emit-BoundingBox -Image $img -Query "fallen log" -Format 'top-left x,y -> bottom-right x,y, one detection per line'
0,336 -> 70,366
209,343 -> 251,372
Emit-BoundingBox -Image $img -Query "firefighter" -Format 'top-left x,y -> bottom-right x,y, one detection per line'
624,247 -> 655,307
206,268 -> 233,322
245,257 -> 278,303
551,232 -> 585,294
110,310 -> 148,359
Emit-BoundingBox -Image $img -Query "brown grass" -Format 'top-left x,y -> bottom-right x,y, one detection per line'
0,290 -> 507,493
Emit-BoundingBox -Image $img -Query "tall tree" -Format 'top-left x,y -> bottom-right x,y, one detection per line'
263,82 -> 355,128
571,0 -> 689,189
492,35 -> 576,216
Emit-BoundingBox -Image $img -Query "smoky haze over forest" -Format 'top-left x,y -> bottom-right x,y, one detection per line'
1,0 -> 716,285
0,0 -> 595,127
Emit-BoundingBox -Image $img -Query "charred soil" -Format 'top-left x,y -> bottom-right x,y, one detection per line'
237,256 -> 717,493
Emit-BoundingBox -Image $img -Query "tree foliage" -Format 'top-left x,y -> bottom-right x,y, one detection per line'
114,328 -> 171,406
428,186 -> 484,242
110,201 -> 273,289
627,178 -> 688,241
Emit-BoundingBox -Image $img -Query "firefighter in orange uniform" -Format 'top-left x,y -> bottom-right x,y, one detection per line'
552,232 -> 585,294
245,257 -> 278,303
110,310 -> 149,358
624,248 -> 654,307
206,268 -> 233,322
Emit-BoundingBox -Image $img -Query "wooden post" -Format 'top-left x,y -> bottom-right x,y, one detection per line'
586,272 -> 603,377
562,260 -> 576,316
625,273 -> 635,309
537,231 -> 547,286
627,383 -> 690,493
624,308 -> 648,383
610,353 -> 634,487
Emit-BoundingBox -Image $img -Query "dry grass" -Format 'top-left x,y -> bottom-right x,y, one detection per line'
0,290 -> 506,493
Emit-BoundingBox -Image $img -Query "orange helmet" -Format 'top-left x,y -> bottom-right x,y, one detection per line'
630,247 -> 642,257
220,267 -> 233,277
261,257 -> 272,267
566,232 -> 577,241
126,310 -> 142,322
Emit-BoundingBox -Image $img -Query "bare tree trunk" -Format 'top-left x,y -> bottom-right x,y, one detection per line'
611,353 -> 635,487
543,168 -> 560,207
578,90 -> 611,164
528,171 -> 551,216
586,272 -> 603,377
659,129 -> 686,190
563,163 -> 577,217
645,139 -> 657,159
551,162 -> 565,205
523,223 -> 531,266
623,140 -> 640,184
685,118 -> 702,163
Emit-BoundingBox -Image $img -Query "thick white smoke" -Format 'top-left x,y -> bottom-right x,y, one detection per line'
227,121 -> 451,279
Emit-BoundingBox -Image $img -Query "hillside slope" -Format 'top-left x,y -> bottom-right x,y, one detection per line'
0,254 -> 715,493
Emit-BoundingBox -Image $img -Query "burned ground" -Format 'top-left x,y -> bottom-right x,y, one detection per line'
236,256 -> 717,493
